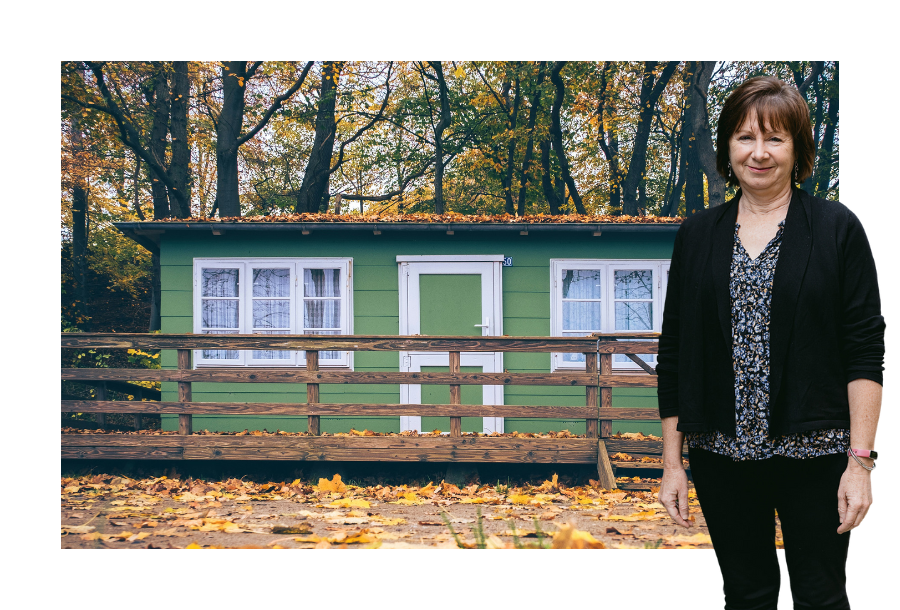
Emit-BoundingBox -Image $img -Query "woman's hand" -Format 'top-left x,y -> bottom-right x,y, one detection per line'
659,466 -> 691,527
836,461 -> 873,534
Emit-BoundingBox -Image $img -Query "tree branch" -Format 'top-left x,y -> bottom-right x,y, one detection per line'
329,62 -> 393,175
84,62 -> 179,196
236,61 -> 314,146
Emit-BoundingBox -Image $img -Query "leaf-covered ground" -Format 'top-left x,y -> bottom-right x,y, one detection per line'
61,468 -> 780,549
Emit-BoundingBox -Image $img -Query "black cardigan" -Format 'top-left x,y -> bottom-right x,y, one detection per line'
655,187 -> 885,438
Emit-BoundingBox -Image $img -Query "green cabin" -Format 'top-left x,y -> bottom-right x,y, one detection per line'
117,218 -> 679,436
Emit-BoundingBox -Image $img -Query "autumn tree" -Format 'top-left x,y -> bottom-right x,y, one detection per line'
211,61 -> 313,217
619,61 -> 679,215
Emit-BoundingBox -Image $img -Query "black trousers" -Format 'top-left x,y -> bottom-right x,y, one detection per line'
688,447 -> 851,610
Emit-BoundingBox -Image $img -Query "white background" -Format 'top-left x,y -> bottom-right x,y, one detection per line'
13,3 -> 895,608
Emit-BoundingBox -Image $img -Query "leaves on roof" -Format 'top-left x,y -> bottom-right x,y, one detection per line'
145,212 -> 682,224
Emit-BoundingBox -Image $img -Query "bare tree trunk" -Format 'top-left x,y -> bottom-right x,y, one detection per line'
71,110 -> 90,331
168,60 -> 192,218
516,62 -> 546,216
814,67 -> 839,196
661,128 -> 686,217
296,62 -> 341,213
608,121 -> 621,211
686,61 -> 725,208
503,70 -> 521,214
429,61 -> 451,214
802,78 -> 823,193
540,138 -> 563,215
148,64 -> 171,219
132,154 -> 146,220
214,61 -> 248,218
548,61 -> 586,214
620,61 -> 678,215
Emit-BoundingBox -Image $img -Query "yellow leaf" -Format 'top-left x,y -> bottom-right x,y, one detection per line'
185,542 -> 202,549
80,532 -> 115,541
316,474 -> 347,493
61,525 -> 95,535
372,517 -> 407,526
458,497 -> 487,504
485,534 -> 510,549
605,510 -> 666,522
417,482 -> 437,496
390,492 -> 423,505
508,494 -> 532,505
551,524 -> 606,549
671,532 -> 713,547
328,498 -> 370,508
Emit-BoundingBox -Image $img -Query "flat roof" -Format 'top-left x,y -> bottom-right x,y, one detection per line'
115,218 -> 682,252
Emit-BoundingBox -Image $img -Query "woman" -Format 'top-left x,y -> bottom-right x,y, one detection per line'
656,76 -> 884,610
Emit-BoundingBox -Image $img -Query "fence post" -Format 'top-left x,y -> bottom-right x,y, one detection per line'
449,351 -> 461,437
585,352 -> 598,438
307,351 -> 320,435
95,381 -> 107,429
599,353 -> 613,437
177,349 -> 192,435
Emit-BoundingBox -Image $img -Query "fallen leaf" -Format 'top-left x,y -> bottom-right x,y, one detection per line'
551,524 -> 606,549
390,492 -> 424,505
272,524 -> 313,534
670,532 -> 713,546
80,532 -> 116,541
316,475 -> 347,493
61,525 -> 96,535
328,498 -> 370,508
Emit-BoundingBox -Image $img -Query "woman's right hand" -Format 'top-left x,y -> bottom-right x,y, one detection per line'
659,466 -> 691,527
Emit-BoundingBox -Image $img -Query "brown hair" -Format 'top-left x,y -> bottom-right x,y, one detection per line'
716,76 -> 815,187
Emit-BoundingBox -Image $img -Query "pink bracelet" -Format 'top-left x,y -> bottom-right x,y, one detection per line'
848,448 -> 877,471
849,448 -> 878,459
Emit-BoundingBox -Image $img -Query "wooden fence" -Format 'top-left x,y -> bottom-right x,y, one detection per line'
61,333 -> 670,489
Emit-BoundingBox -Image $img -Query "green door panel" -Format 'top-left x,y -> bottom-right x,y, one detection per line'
419,274 -> 481,336
420,365 -> 483,433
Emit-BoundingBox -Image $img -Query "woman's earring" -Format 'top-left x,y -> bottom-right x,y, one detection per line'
727,161 -> 732,179
793,161 -> 799,183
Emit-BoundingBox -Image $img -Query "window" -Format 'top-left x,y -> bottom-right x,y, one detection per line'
550,259 -> 670,371
193,258 -> 353,367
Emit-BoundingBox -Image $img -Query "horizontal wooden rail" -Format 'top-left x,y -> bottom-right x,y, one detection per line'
61,434 -> 599,463
61,400 -> 659,420
61,434 -> 686,464
61,369 -> 657,387
65,379 -> 161,401
61,333 -> 665,486
61,333 -> 659,353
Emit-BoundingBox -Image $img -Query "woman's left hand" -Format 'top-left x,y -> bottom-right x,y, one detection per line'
836,462 -> 873,534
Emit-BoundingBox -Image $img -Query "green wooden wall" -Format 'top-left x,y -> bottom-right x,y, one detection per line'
159,229 -> 674,435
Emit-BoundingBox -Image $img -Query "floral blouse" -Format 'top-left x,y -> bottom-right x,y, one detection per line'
686,219 -> 850,460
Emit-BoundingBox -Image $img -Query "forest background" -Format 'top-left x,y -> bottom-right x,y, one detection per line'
60,60 -> 838,335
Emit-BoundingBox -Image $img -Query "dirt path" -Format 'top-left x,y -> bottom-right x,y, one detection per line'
60,473 -> 769,549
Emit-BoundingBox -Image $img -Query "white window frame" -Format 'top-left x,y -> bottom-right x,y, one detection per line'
192,258 -> 353,368
550,259 -> 670,372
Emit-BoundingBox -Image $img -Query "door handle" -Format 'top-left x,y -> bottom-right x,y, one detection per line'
474,317 -> 489,328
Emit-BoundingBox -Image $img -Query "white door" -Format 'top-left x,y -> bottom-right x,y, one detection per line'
398,256 -> 504,433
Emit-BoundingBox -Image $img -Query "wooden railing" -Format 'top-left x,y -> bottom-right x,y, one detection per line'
61,333 -> 665,489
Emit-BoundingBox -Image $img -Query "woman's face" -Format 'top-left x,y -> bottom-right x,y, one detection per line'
729,108 -> 795,196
